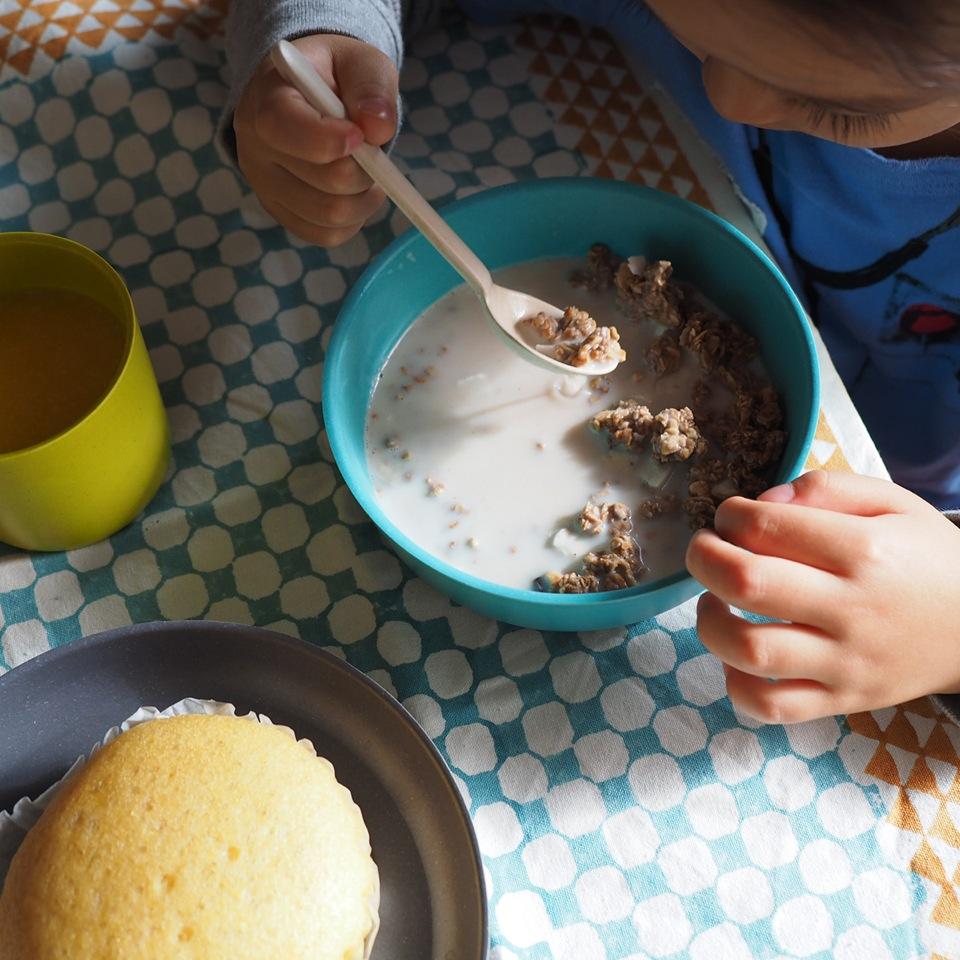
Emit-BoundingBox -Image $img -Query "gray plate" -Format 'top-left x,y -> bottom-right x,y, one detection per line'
0,620 -> 487,959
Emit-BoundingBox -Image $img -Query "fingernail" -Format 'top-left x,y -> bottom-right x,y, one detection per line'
344,127 -> 365,151
356,97 -> 393,121
758,482 -> 795,503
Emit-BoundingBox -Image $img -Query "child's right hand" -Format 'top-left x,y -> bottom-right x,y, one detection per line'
233,34 -> 398,247
687,470 -> 960,723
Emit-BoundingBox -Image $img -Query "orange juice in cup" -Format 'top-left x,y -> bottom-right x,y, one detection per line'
0,233 -> 170,551
1,289 -> 127,454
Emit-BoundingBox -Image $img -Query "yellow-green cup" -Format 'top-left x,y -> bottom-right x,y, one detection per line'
0,233 -> 170,551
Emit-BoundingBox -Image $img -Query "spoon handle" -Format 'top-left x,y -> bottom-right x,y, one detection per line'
271,40 -> 493,299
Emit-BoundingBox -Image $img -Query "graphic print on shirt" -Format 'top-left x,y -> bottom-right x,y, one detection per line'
774,195 -> 960,408
796,203 -> 960,292
881,274 -> 960,398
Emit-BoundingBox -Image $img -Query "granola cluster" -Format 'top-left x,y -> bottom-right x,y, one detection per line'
591,402 -> 706,462
680,309 -> 758,372
615,258 -> 683,328
680,375 -> 786,528
570,242 -> 623,292
598,246 -> 785,531
541,501 -> 644,594
554,326 -> 627,368
591,398 -> 654,450
646,328 -> 682,376
537,245 -> 787,594
526,305 -> 595,342
523,305 -> 627,369
581,534 -> 644,590
653,407 -> 707,462
577,500 -> 629,536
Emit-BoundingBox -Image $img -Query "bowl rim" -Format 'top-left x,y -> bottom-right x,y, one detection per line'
324,177 -> 820,607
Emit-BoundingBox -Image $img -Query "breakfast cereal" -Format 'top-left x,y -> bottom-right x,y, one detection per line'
366,247 -> 785,594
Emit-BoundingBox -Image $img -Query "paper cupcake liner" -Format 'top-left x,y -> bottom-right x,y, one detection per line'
0,697 -> 380,959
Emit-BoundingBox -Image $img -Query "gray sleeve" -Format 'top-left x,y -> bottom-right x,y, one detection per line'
220,0 -> 441,159
931,510 -> 960,724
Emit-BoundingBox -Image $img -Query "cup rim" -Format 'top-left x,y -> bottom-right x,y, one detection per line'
0,232 -> 138,462
325,178 -> 821,608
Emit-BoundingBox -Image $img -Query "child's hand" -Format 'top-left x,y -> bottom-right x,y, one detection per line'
233,34 -> 397,246
686,470 -> 960,723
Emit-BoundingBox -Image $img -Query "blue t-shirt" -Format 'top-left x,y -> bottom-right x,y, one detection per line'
459,0 -> 960,509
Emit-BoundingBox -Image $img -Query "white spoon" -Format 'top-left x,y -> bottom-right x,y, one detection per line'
270,40 -> 622,378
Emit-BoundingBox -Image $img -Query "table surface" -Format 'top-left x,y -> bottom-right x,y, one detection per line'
1,3 -> 959,958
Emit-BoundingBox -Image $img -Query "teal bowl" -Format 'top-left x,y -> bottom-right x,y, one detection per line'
324,178 -> 819,630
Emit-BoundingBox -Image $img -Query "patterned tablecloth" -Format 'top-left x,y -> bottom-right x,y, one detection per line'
1,3 -> 960,958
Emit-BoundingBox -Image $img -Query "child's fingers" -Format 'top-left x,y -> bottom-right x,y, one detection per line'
696,592 -> 840,682
260,197 -> 366,248
759,469 -> 919,517
265,164 -> 385,229
723,665 -> 840,725
686,528 -> 845,630
713,495 -> 872,575
283,155 -> 372,196
333,39 -> 399,147
251,68 -> 364,164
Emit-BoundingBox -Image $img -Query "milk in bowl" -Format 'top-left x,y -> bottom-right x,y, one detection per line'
365,245 -> 786,594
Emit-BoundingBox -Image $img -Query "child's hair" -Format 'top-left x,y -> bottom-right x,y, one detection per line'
784,1 -> 960,87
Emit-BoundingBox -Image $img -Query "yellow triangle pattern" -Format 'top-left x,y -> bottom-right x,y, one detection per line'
803,411 -> 854,473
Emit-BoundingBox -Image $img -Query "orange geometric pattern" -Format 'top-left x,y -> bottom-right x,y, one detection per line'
849,700 -> 960,933
0,0 -> 225,76
516,17 -> 712,210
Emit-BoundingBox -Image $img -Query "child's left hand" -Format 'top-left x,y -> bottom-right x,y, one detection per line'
686,469 -> 960,723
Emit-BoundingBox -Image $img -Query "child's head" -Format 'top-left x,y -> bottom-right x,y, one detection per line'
646,0 -> 960,147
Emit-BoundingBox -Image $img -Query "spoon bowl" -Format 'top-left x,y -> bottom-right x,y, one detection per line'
271,40 -> 622,378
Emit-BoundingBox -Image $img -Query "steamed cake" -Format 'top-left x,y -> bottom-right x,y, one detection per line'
0,713 -> 379,960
